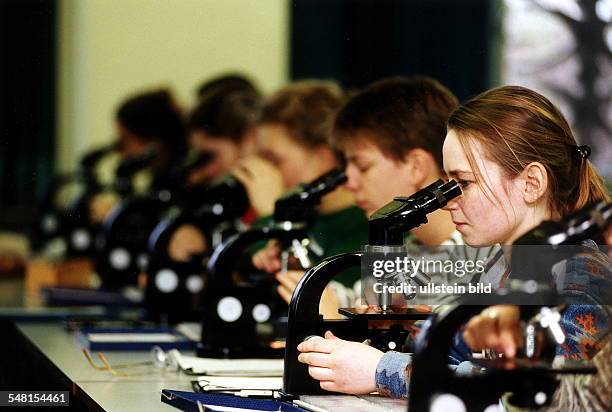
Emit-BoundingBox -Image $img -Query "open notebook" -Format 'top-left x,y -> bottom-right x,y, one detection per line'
194,376 -> 283,391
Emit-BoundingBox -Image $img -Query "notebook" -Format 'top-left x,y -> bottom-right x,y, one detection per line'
161,390 -> 306,412
75,326 -> 196,351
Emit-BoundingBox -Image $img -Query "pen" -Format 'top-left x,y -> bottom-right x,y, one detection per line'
202,388 -> 277,398
293,399 -> 328,412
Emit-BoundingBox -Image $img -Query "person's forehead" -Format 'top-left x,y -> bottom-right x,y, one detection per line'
257,124 -> 291,148
443,131 -> 470,167
190,131 -> 232,147
344,132 -> 385,158
444,131 -> 504,184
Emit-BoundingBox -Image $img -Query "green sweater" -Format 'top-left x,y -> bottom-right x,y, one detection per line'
251,206 -> 368,287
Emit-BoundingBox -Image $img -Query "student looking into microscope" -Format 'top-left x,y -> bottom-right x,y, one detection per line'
243,80 -> 369,302
253,76 -> 487,314
297,86 -> 610,408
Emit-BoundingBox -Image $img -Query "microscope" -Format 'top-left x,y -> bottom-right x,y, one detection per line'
197,168 -> 347,358
407,200 -> 611,412
32,143 -> 117,257
144,172 -> 250,324
281,179 -> 462,397
94,148 -> 212,290
511,199 -> 611,285
35,145 -> 184,307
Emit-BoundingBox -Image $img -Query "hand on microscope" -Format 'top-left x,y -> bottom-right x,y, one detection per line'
297,331 -> 383,394
167,224 -> 207,262
275,270 -> 341,319
252,241 -> 343,318
90,191 -> 120,223
252,240 -> 282,273
232,156 -> 284,217
463,305 -> 522,358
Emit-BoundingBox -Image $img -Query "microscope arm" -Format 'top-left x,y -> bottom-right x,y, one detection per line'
409,304 -> 487,404
283,252 -> 368,396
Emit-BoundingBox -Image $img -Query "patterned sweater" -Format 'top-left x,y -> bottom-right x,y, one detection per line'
375,240 -> 611,402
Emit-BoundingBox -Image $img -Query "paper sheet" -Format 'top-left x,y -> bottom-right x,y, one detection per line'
300,395 -> 407,412
196,376 -> 282,390
197,406 -> 268,412
87,333 -> 178,343
173,352 -> 284,376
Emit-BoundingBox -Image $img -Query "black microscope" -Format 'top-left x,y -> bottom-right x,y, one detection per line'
37,146 -> 186,307
511,199 -> 611,286
94,148 -> 211,290
32,143 -> 117,257
197,168 -> 348,359
281,179 -> 462,397
408,200 -> 611,412
144,172 -> 250,324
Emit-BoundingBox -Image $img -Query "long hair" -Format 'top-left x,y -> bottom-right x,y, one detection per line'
447,85 -> 609,217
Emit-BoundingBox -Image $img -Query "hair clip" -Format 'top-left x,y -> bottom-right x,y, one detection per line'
575,145 -> 591,160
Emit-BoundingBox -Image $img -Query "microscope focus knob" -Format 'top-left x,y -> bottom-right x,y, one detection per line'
154,269 -> 179,293
42,213 -> 59,234
525,306 -> 565,359
71,228 -> 92,251
186,274 -> 204,294
137,253 -> 149,271
109,247 -> 131,270
217,296 -> 243,323
252,304 -> 271,323
430,393 -> 466,412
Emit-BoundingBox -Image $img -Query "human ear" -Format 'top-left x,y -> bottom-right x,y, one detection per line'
519,162 -> 548,204
311,146 -> 339,170
402,148 -> 435,187
239,126 -> 258,154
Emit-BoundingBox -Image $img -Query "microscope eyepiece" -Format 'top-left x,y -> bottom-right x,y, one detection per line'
273,168 -> 347,223
368,179 -> 461,245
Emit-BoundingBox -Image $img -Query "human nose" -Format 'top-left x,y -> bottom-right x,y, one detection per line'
343,164 -> 359,191
442,193 -> 460,211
